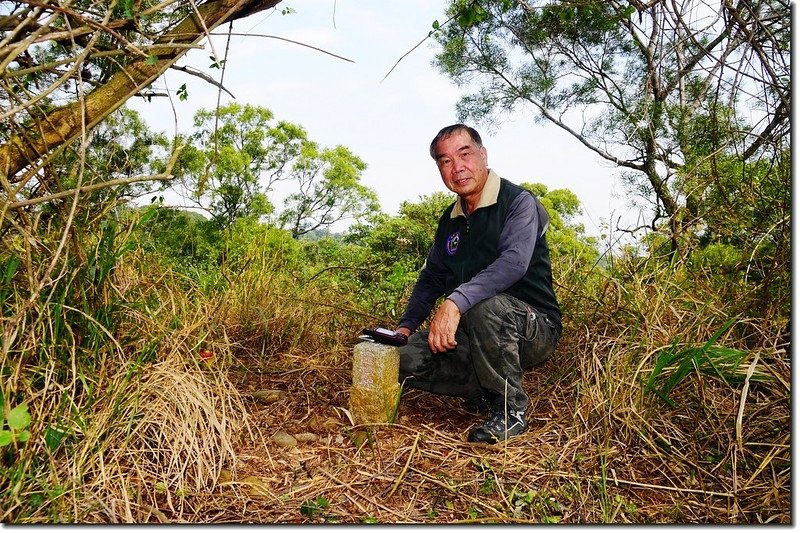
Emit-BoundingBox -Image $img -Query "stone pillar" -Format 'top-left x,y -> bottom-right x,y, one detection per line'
349,341 -> 401,425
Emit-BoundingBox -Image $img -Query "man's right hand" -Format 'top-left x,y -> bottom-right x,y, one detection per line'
427,299 -> 461,353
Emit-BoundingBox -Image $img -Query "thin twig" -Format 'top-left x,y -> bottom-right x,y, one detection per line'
4,146 -> 183,210
597,474 -> 734,498
318,468 -> 406,519
169,65 -> 235,99
209,32 -> 354,63
386,433 -> 419,499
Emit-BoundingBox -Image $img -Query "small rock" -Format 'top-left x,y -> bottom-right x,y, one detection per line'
293,432 -> 319,443
217,469 -> 233,483
250,389 -> 286,404
272,430 -> 297,448
241,475 -> 271,497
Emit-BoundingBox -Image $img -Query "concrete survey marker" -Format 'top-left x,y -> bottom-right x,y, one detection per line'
349,341 -> 401,425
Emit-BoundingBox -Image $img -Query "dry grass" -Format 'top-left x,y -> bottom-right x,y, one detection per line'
0,227 -> 789,524
0,246 -> 250,523
161,252 -> 787,525
159,328 -> 788,524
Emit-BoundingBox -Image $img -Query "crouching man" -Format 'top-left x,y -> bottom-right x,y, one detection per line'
394,124 -> 561,444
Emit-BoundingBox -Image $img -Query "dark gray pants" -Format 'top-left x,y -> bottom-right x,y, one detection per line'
398,293 -> 559,412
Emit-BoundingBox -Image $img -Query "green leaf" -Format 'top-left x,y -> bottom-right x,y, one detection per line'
8,403 -> 31,431
3,254 -> 20,284
122,0 -> 134,18
17,430 -> 30,443
300,497 -> 329,518
146,55 -> 158,65
209,56 -> 226,69
0,430 -> 12,446
45,426 -> 67,451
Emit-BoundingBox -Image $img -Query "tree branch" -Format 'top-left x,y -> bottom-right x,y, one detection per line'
0,0 -> 283,182
169,64 -> 236,98
4,145 -> 184,209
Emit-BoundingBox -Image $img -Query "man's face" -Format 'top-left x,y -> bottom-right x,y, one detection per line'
433,130 -> 489,203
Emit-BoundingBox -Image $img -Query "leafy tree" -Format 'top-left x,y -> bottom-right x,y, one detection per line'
135,204 -> 222,267
173,103 -> 378,235
59,108 -> 170,204
434,0 -> 789,256
279,144 -> 379,238
176,103 -> 307,228
396,192 -> 455,238
4,107 -> 171,219
346,192 -> 453,270
520,183 -> 598,271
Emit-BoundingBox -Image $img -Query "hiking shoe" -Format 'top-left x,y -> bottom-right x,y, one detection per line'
462,395 -> 493,415
467,408 -> 528,443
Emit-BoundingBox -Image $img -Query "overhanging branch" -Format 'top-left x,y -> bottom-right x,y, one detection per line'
0,0 -> 283,182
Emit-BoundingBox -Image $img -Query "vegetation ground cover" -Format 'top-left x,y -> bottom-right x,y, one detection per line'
0,0 -> 789,524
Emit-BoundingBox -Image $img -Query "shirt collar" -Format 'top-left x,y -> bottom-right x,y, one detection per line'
450,169 -> 501,218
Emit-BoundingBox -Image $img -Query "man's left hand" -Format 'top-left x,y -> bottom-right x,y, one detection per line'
428,299 -> 461,353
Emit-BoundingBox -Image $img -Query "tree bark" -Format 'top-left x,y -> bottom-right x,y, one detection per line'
0,0 -> 282,182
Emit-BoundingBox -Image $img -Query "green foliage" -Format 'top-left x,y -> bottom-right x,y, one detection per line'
46,107 -> 170,212
507,487 -> 563,522
435,0 -> 790,265
645,320 -> 770,407
177,103 -> 280,227
173,103 -> 379,236
225,217 -> 302,270
135,204 -> 220,263
300,496 -> 330,519
347,195 -> 442,269
279,144 -> 379,238
0,254 -> 21,316
519,183 -> 600,297
343,193 -> 455,319
0,403 -> 32,447
177,83 -> 188,101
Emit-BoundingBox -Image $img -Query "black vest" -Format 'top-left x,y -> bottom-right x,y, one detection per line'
436,178 -> 562,335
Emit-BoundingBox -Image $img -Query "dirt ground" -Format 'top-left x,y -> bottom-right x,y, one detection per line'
174,347 -> 700,524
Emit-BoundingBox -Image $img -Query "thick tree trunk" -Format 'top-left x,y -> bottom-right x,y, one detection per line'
0,0 -> 282,182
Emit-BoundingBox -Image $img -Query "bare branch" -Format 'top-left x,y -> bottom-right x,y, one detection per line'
213,32 -> 354,63
169,64 -> 236,98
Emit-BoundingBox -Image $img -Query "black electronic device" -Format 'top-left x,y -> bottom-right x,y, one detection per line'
359,327 -> 408,346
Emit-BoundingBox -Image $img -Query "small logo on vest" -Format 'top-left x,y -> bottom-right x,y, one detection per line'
445,231 -> 461,256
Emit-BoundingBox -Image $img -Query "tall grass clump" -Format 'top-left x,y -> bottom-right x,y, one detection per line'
0,201 -> 249,522
553,241 -> 789,522
207,220 -> 378,366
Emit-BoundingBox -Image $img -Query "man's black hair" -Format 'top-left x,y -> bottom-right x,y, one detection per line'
429,124 -> 483,159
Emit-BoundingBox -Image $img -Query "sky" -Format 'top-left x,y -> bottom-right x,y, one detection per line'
127,0 -> 641,241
